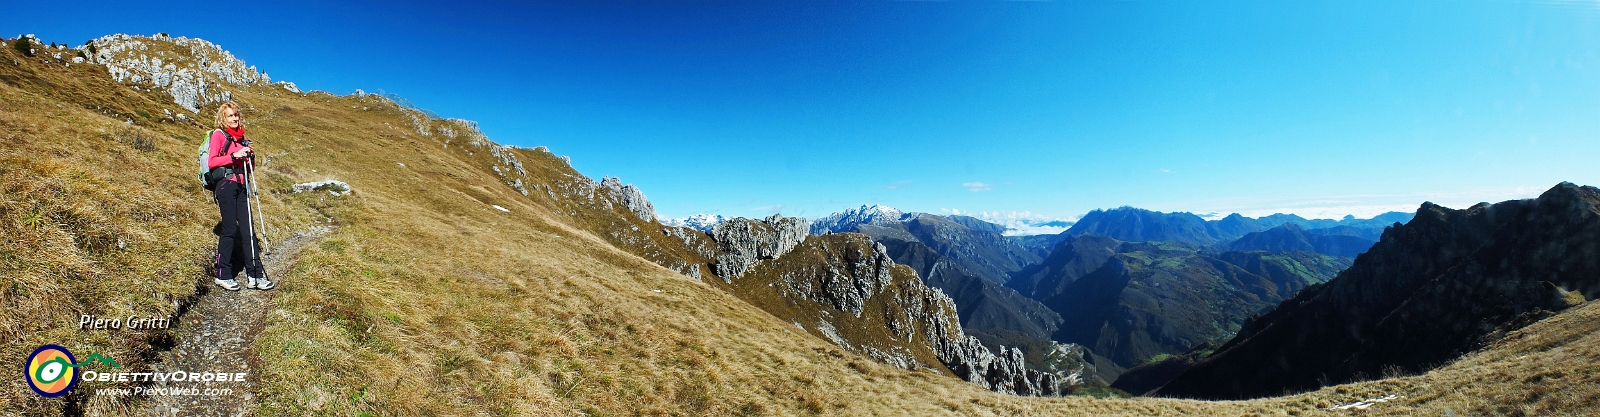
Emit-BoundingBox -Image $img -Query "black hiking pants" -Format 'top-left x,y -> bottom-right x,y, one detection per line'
214,180 -> 263,280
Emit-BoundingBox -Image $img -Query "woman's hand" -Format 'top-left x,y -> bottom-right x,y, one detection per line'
232,146 -> 253,159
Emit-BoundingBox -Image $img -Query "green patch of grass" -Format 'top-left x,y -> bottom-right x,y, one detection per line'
1072,383 -> 1130,398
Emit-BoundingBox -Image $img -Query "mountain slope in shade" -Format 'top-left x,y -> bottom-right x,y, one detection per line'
1006,233 -> 1063,258
1156,182 -> 1600,400
1047,243 -> 1348,368
902,214 -> 1041,285
1006,235 -> 1122,301
1006,235 -> 1348,371
876,238 -> 1062,346
1227,223 -> 1377,258
947,215 -> 1009,234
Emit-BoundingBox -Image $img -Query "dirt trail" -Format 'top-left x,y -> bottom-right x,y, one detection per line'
137,227 -> 328,417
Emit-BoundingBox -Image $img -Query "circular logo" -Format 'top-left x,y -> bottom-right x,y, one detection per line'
25,344 -> 78,398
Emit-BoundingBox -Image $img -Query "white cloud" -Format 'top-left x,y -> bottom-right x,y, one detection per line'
962,182 -> 993,192
751,204 -> 784,214
942,208 -> 1077,236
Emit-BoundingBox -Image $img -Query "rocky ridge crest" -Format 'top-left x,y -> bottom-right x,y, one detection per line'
1156,182 -> 1600,400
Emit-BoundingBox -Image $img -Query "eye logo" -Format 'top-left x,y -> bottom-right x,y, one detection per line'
26,344 -> 78,398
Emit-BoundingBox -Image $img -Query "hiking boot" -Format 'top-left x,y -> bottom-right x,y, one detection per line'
215,278 -> 241,291
250,275 -> 275,290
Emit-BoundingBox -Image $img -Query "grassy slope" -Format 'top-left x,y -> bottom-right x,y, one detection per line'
0,42 -> 323,413
2,35 -> 1595,416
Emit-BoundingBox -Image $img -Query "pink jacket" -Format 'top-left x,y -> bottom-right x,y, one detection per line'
206,130 -> 250,184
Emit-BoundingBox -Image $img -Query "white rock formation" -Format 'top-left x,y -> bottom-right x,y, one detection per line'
710,215 -> 811,282
599,177 -> 655,221
88,34 -> 275,112
811,204 -> 912,235
292,180 -> 352,196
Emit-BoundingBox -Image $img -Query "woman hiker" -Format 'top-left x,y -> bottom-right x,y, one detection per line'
208,102 -> 274,291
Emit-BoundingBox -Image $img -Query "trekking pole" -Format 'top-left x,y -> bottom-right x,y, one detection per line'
246,157 -> 271,255
239,161 -> 264,284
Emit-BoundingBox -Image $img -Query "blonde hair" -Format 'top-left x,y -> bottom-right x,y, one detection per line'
213,102 -> 243,131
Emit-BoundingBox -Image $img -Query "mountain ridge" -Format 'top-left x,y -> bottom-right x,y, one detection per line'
1155,182 -> 1600,400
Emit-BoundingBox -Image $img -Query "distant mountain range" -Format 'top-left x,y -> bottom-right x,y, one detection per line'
660,213 -> 726,232
786,204 -> 1408,384
1063,207 -> 1412,247
1007,235 -> 1350,372
1227,223 -> 1377,258
1154,183 -> 1600,400
810,204 -> 912,235
655,204 -> 1416,385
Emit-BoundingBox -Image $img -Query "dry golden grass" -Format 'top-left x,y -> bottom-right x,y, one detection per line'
0,42 -> 318,413
2,34 -> 1596,416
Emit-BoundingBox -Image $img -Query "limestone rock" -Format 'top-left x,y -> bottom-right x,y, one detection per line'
89,34 -> 270,112
766,239 -> 894,317
710,215 -> 810,282
599,176 -> 655,222
292,180 -> 351,196
737,233 -> 1067,396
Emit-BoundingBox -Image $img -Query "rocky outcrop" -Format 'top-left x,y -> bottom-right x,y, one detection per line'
662,226 -> 717,259
710,215 -> 810,282
878,238 -> 1061,344
291,180 -> 352,196
734,234 -> 1068,396
88,34 -> 271,113
539,183 -> 1066,396
1156,182 -> 1600,400
765,237 -> 894,317
927,319 -> 1066,396
598,176 -> 655,221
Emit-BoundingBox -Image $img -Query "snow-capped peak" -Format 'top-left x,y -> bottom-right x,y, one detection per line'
810,204 -> 909,235
662,214 -> 727,233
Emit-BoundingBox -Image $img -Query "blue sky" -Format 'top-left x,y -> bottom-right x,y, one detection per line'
10,1 -> 1600,232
